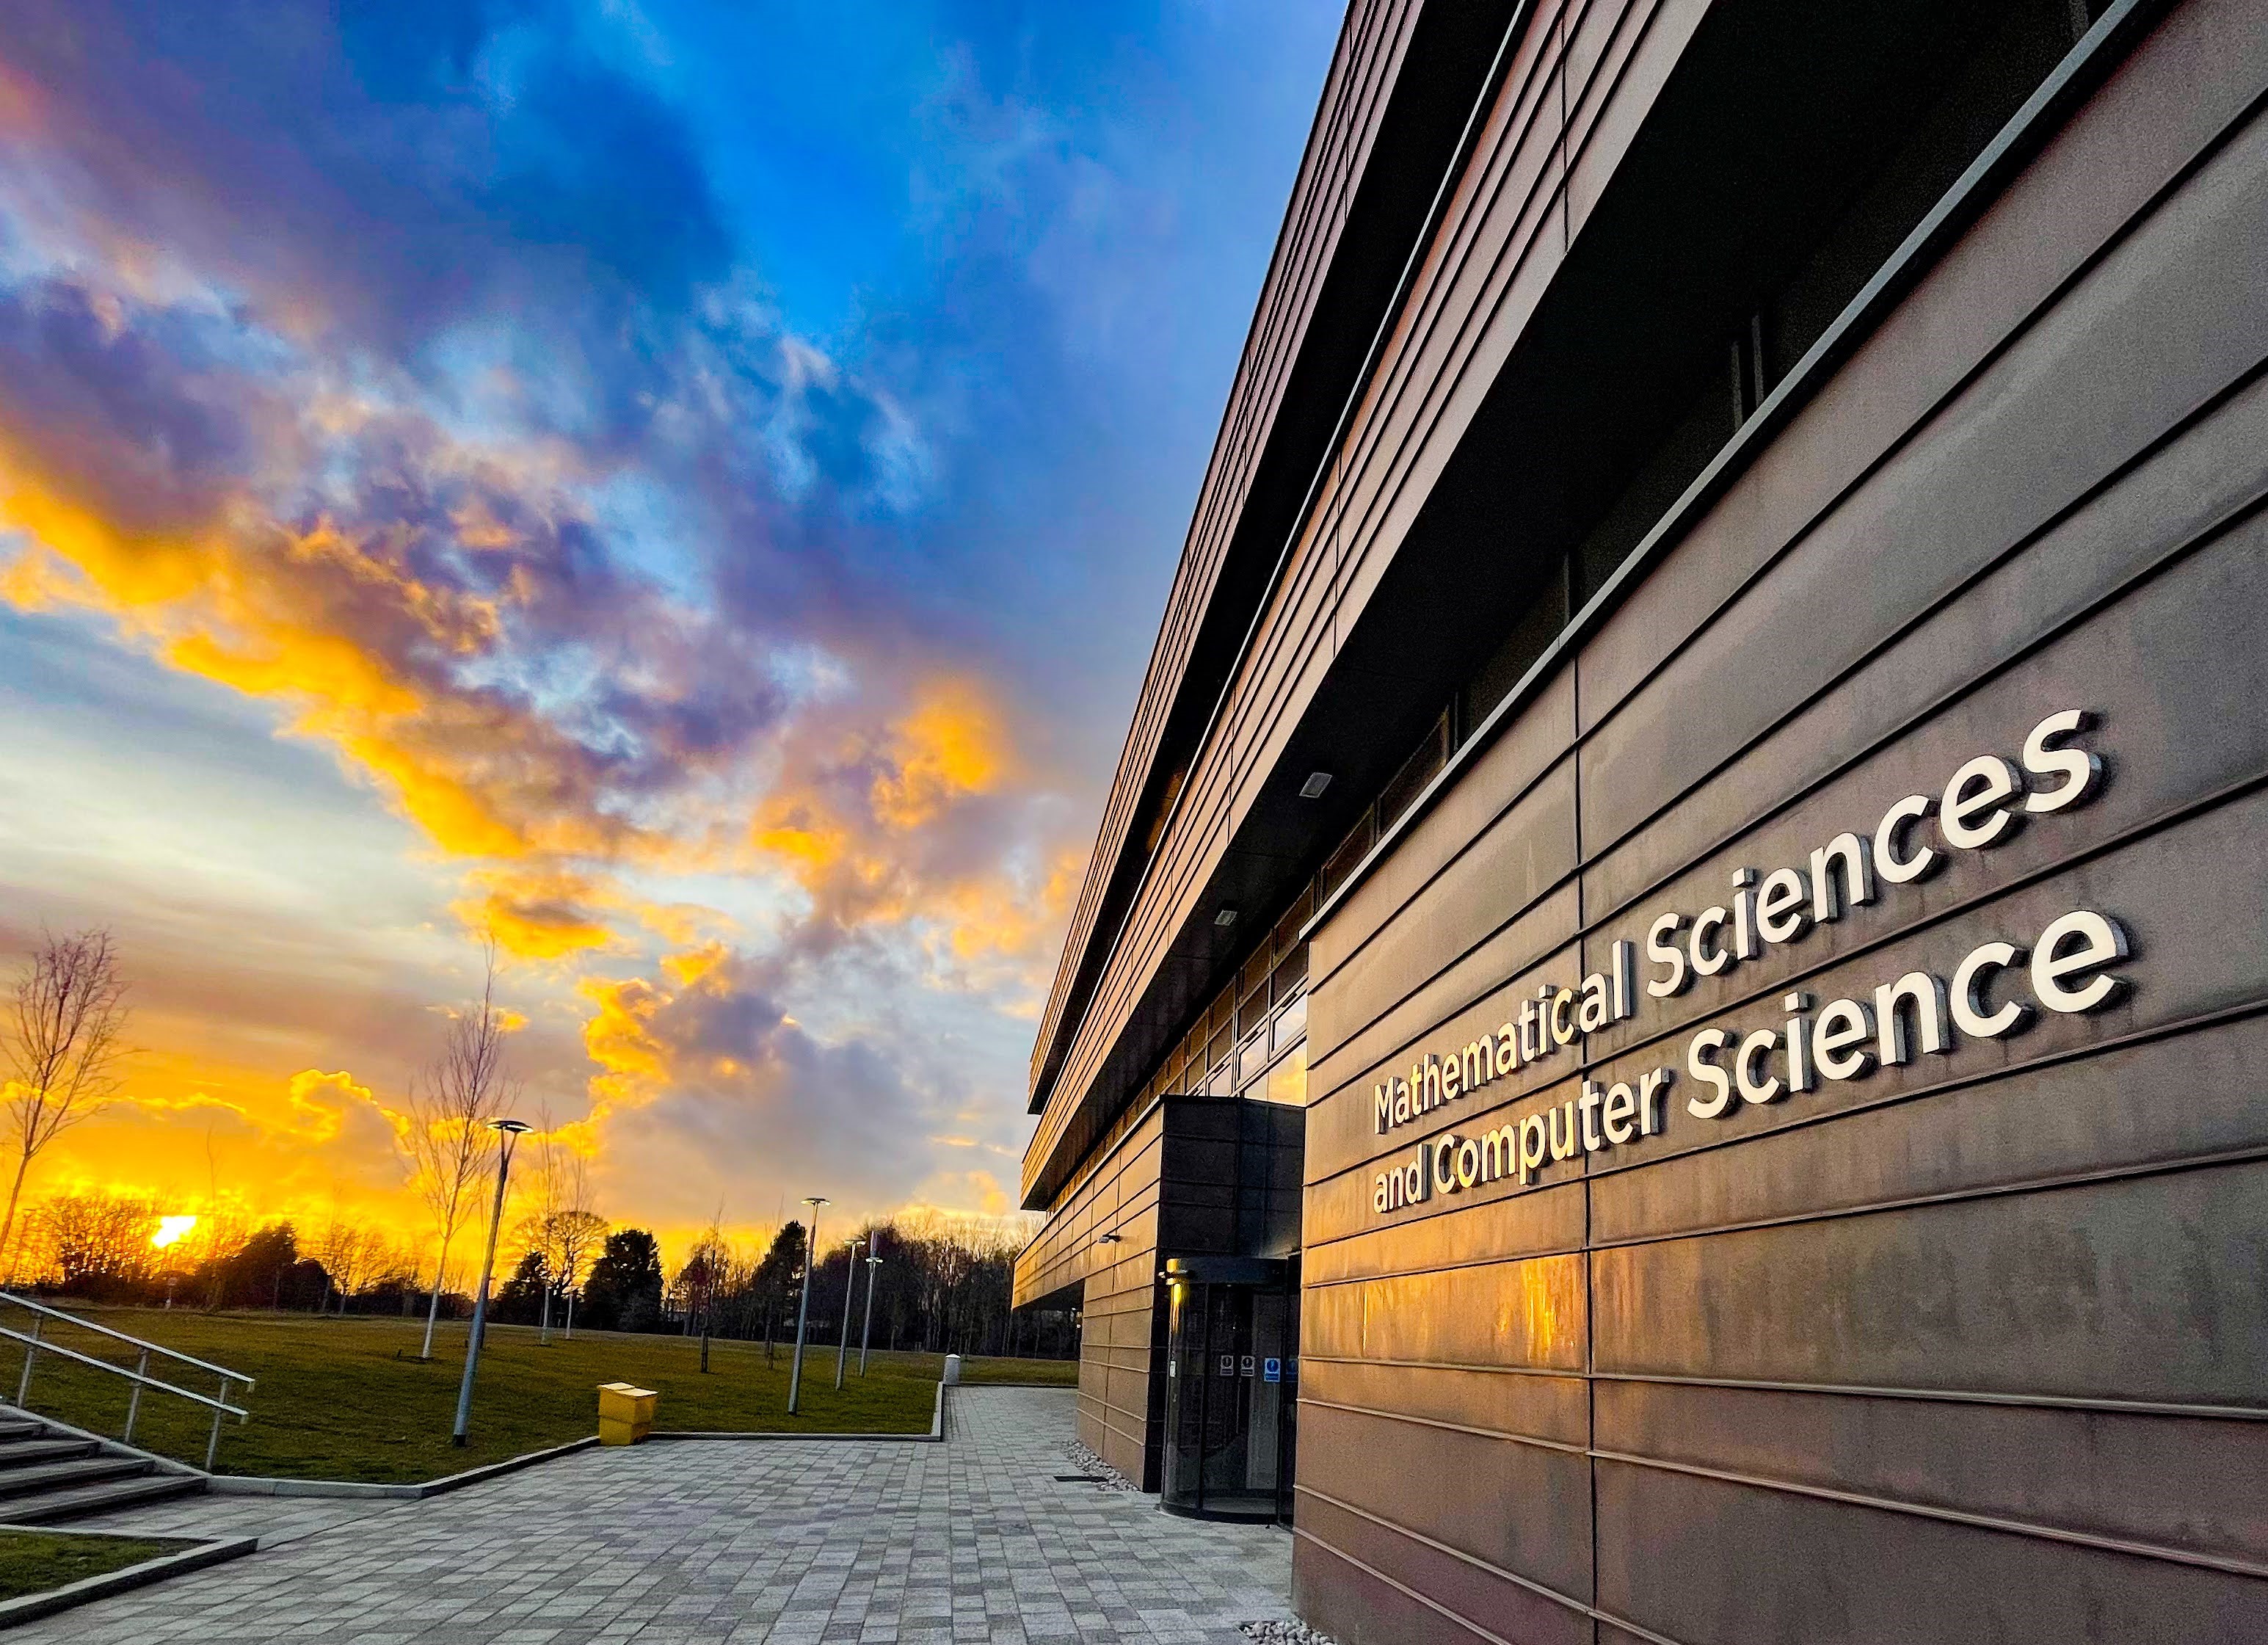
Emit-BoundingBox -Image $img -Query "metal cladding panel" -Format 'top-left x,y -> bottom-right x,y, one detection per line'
1029,1094 -> 1289,1492
1294,1 -> 2268,1641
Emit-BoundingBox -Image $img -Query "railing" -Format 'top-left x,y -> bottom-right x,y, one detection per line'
0,1292 -> 254,1470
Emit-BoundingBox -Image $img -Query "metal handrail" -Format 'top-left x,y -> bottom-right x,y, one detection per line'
0,1326 -> 248,1417
0,1291 -> 255,1389
0,1293 -> 254,1470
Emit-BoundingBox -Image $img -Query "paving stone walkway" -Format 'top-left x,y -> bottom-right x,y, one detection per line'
26,1387 -> 1295,1644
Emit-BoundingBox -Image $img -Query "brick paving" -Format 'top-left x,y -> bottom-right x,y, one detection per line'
25,1387 -> 1295,1644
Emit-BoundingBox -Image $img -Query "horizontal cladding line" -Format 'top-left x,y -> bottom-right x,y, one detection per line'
1566,344 -> 2268,943
1304,926 -> 2268,1213
1309,0 -> 1665,628
1282,0 -> 1577,605
1301,1356 -> 2268,1422
1299,1393 -> 1588,1455
1087,1398 -> 1154,1430
1252,0 -> 1581,637
1309,1394 -> 2268,1573
1586,1446 -> 2268,1581
1301,1434 -> 2268,1599
1302,0 -> 2185,948
1302,1354 -> 1583,1381
1028,1085 -> 1264,1221
1305,753 -> 2268,1177
1301,1000 -> 2268,1257
1307,857 -> 1585,1092
1044,0 -> 1587,1153
1030,0 -> 1546,1123
1023,1096 -> 1163,1227
1306,339 -> 2268,1051
1092,1424 -> 1149,1459
1033,0 -> 1406,1056
1293,1489 -> 1690,1645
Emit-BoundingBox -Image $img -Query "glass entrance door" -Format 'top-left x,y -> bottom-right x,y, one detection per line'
1161,1257 -> 1295,1522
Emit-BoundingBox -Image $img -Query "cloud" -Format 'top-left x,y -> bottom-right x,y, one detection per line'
574,942 -> 945,1221
0,0 -> 1337,1247
283,1068 -> 370,1141
452,866 -> 622,959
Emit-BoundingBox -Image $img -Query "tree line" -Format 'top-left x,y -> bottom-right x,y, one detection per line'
653,1210 -> 1074,1359
1,928 -> 1070,1358
8,1187 -> 1070,1359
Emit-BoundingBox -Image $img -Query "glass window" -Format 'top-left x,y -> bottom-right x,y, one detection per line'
1206,1058 -> 1235,1098
1242,949 -> 1271,1003
1237,1026 -> 1271,1089
1272,888 -> 1311,956
1263,1042 -> 1308,1107
1271,944 -> 1307,1003
1271,990 -> 1307,1054
1319,811 -> 1375,899
1377,710 -> 1450,833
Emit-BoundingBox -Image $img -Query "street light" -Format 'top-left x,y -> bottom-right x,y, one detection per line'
834,1236 -> 862,1390
451,1117 -> 531,1448
857,1232 -> 882,1376
785,1196 -> 827,1415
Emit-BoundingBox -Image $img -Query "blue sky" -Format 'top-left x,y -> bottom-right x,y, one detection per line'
0,0 -> 1339,1249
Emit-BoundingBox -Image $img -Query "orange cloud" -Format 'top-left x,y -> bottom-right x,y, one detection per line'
451,866 -> 622,959
871,679 -> 1008,828
0,426 -> 661,868
579,972 -> 668,1116
283,1067 -> 375,1142
741,676 -> 1071,980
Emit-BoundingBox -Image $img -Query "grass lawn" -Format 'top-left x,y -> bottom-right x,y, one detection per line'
957,1355 -> 1077,1387
0,1530 -> 194,1602
10,1308 -> 1075,1484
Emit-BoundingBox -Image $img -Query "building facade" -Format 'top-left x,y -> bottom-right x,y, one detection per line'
1016,0 -> 2268,1637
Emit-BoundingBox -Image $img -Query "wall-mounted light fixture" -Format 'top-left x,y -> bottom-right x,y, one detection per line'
1213,907 -> 1238,928
1299,771 -> 1334,799
1095,1232 -> 1123,1246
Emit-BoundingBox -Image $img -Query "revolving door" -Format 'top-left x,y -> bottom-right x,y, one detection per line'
1160,1256 -> 1298,1522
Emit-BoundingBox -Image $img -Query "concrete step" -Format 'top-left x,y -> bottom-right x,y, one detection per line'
0,1418 -> 43,1442
0,1471 -> 202,1525
0,1454 -> 153,1500
0,1437 -> 101,1469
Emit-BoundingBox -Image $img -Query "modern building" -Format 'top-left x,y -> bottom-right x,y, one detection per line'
1014,0 -> 2268,1637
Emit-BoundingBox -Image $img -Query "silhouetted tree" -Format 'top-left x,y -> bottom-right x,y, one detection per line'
400,938 -> 516,1358
35,1192 -> 159,1300
581,1228 -> 665,1332
493,1249 -> 549,1324
2,929 -> 131,1281
197,1223 -> 299,1310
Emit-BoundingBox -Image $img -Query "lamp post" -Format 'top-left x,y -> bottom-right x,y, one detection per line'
857,1233 -> 882,1375
834,1237 -> 862,1390
451,1117 -> 531,1448
785,1196 -> 827,1415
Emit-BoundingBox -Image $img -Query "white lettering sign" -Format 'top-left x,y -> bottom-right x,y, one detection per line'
1371,710 -> 2127,1218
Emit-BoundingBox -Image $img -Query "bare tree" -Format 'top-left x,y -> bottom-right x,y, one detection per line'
28,1191 -> 159,1293
1,929 -> 131,1282
313,1202 -> 381,1314
399,940 -> 516,1359
547,1148 -> 604,1341
517,1109 -> 566,1346
672,1206 -> 732,1373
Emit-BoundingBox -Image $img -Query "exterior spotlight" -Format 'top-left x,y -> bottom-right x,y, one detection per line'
1214,907 -> 1238,928
1096,1232 -> 1122,1246
1299,771 -> 1334,799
